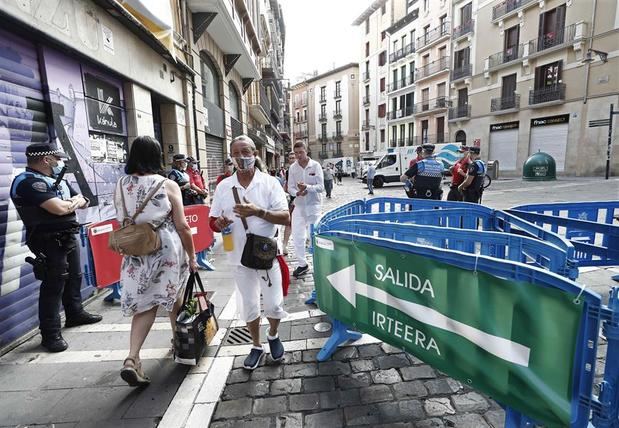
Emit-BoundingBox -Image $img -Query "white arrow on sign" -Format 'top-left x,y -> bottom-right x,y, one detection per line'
327,266 -> 531,367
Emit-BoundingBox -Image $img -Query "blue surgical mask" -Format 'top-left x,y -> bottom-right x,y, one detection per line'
52,160 -> 65,176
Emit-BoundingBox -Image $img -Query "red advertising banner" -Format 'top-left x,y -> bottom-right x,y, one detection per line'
88,205 -> 214,288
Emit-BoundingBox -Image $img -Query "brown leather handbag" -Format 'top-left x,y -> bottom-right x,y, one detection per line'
108,177 -> 166,256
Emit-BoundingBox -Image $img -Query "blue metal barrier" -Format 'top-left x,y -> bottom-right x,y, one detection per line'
311,198 -> 619,428
508,202 -> 619,267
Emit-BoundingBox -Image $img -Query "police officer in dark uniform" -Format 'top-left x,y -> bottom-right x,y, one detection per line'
10,143 -> 102,352
168,154 -> 196,205
400,144 -> 444,200
458,146 -> 486,203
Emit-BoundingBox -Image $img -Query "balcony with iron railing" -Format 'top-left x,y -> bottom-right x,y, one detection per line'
259,83 -> 271,114
451,63 -> 472,81
387,105 -> 416,120
492,0 -> 537,22
415,56 -> 449,81
388,75 -> 415,93
319,94 -> 327,103
416,21 -> 450,52
319,133 -> 329,142
419,134 -> 448,145
293,130 -> 308,139
362,120 -> 372,130
362,71 -> 370,82
334,150 -> 344,157
453,20 -> 474,40
334,90 -> 342,99
389,139 -> 397,148
389,43 -> 416,63
333,109 -> 342,119
318,112 -> 328,122
448,104 -> 471,121
529,83 -> 566,107
363,95 -> 371,106
526,23 -> 579,58
332,132 -> 344,141
414,96 -> 448,116
490,94 -> 521,113
487,44 -> 524,70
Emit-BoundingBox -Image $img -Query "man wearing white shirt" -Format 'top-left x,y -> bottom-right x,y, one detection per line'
209,136 -> 290,370
287,142 -> 324,277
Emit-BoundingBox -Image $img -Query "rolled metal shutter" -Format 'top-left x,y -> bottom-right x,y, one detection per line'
529,123 -> 568,172
0,30 -> 50,347
205,135 -> 224,192
489,129 -> 518,171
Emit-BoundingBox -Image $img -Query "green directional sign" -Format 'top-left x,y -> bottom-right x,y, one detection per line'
313,235 -> 585,427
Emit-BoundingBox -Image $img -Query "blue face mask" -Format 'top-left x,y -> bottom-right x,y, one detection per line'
52,160 -> 65,176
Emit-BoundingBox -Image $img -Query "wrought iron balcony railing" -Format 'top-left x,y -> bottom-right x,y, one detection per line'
490,94 -> 520,112
388,75 -> 415,92
387,106 -> 416,120
492,0 -> 536,21
332,132 -> 344,141
415,96 -> 448,114
389,43 -> 416,63
318,113 -> 328,122
529,84 -> 566,105
487,44 -> 524,69
448,104 -> 471,120
451,63 -> 472,81
415,56 -> 449,81
527,23 -> 578,56
333,109 -> 342,119
453,20 -> 474,39
416,21 -> 450,51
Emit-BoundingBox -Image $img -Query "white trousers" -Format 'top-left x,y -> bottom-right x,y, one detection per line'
291,208 -> 319,267
233,264 -> 288,323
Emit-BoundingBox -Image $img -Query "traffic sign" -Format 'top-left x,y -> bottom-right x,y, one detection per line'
314,235 -> 584,427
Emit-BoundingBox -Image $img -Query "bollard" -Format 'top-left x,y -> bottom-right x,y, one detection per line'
592,287 -> 619,427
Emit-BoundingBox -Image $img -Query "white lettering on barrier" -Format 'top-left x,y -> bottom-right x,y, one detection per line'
372,311 -> 440,356
375,264 -> 435,298
315,237 -> 334,251
185,214 -> 199,224
191,227 -> 198,235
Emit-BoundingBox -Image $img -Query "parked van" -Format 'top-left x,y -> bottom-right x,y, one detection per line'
321,157 -> 354,176
363,143 -> 461,187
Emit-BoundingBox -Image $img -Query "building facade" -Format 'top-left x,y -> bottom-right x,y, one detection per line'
354,0 -> 408,157
291,65 -> 360,162
451,0 -> 619,176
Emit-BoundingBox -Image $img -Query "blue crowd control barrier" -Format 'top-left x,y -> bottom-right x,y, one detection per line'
328,220 -> 571,275
509,201 -> 619,267
311,198 -> 619,427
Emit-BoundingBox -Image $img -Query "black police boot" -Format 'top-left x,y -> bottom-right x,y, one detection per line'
41,333 -> 68,352
65,311 -> 103,328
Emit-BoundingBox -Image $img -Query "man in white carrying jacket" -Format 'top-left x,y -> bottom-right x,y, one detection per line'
287,142 -> 324,277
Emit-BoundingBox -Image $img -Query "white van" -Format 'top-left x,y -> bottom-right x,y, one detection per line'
363,144 -> 461,187
322,157 -> 354,176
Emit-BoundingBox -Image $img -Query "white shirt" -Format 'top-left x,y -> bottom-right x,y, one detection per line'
367,164 -> 376,180
210,169 -> 288,265
287,158 -> 324,217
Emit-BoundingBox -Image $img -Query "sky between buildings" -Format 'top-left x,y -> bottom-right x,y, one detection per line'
279,0 -> 363,83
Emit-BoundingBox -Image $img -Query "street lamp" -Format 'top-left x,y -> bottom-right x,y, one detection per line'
582,49 -> 608,64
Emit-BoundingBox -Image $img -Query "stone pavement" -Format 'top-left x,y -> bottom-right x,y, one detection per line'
0,176 -> 617,427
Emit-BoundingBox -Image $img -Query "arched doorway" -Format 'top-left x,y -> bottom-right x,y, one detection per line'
200,52 -> 225,191
455,130 -> 467,145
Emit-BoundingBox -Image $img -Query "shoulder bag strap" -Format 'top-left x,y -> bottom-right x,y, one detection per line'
115,177 -> 130,223
231,186 -> 249,231
131,177 -> 166,222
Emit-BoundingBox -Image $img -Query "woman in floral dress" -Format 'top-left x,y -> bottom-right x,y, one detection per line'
115,136 -> 198,386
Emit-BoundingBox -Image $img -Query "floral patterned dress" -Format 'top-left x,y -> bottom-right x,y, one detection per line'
114,175 -> 189,316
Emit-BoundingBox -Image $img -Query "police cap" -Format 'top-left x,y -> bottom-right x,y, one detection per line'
186,156 -> 197,164
173,154 -> 188,162
421,144 -> 435,153
26,142 -> 68,159
469,147 -> 481,154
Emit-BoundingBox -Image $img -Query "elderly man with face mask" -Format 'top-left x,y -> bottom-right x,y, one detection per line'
209,135 -> 290,370
10,143 -> 102,352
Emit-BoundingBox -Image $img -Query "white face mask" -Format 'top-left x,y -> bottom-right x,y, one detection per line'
51,159 -> 65,175
234,156 -> 255,170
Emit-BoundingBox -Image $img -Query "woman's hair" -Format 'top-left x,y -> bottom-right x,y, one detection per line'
125,136 -> 163,175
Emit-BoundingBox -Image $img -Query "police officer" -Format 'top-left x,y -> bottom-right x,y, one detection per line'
10,143 -> 102,352
400,144 -> 444,200
168,154 -> 196,205
458,146 -> 486,203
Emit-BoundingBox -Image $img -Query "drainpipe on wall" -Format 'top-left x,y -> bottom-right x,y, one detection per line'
583,0 -> 597,104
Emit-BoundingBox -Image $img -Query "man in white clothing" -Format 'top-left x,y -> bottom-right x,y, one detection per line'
287,142 -> 324,277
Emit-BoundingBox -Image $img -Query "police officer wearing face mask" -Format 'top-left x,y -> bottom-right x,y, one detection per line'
10,143 -> 102,352
168,154 -> 196,205
400,144 -> 444,200
458,146 -> 486,203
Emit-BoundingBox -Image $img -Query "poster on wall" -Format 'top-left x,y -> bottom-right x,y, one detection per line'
84,72 -> 125,135
90,133 -> 128,164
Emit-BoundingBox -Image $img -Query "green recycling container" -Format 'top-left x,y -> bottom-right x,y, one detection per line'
522,151 -> 556,181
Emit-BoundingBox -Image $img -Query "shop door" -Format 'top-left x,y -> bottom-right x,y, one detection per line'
489,129 -> 519,171
529,123 -> 568,172
205,135 -> 224,192
0,30 -> 51,347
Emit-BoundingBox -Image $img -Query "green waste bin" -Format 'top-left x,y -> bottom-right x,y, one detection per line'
522,151 -> 556,181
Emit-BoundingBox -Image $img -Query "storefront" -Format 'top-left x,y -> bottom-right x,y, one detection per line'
489,121 -> 519,171
529,114 -> 569,172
